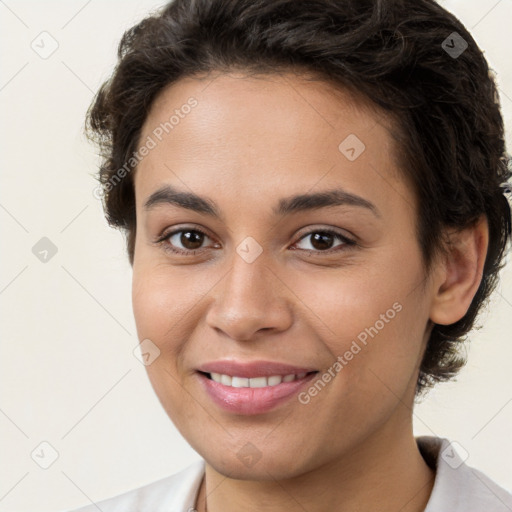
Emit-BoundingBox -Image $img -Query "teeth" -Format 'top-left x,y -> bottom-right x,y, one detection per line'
208,372 -> 308,387
220,374 -> 232,386
268,375 -> 283,386
210,372 -> 222,383
248,376 -> 268,388
231,376 -> 249,388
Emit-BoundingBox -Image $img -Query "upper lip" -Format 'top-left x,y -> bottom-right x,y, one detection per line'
197,360 -> 318,378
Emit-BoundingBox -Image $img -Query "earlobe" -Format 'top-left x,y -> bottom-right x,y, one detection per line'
429,216 -> 489,326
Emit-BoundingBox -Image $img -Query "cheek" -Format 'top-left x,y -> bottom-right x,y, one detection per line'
291,252 -> 427,398
132,262 -> 203,341
131,266 -> 197,425
131,261 -> 217,412
132,267 -> 186,392
132,270 -> 168,341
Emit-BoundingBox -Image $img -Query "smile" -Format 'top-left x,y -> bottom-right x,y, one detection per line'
205,372 -> 309,388
196,361 -> 320,415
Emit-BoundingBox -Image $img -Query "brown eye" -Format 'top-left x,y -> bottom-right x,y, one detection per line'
175,230 -> 205,250
158,227 -> 216,256
310,232 -> 336,251
294,229 -> 356,253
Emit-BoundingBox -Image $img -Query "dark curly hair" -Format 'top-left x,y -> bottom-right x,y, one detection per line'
86,0 -> 512,396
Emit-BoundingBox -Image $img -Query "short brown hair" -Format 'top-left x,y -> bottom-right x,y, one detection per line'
86,0 -> 512,395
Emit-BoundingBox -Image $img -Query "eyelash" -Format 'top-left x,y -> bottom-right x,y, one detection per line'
155,226 -> 356,257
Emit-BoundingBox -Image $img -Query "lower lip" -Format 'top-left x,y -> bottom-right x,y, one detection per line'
197,372 -> 318,415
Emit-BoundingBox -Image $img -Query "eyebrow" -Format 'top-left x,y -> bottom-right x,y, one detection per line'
143,185 -> 380,219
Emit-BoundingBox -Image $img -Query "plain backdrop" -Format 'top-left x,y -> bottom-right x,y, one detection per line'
0,0 -> 511,510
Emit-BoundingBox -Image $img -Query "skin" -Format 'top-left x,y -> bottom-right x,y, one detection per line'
131,71 -> 489,512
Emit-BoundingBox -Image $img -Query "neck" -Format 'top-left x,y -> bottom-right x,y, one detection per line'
195,418 -> 435,512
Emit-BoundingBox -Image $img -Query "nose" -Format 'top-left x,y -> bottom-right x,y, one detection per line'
205,251 -> 293,342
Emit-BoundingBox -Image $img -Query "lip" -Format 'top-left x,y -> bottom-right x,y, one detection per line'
196,360 -> 319,415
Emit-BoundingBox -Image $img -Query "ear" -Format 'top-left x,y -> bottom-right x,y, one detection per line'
429,216 -> 489,326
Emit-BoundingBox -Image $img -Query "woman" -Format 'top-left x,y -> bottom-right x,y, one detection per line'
68,0 -> 512,510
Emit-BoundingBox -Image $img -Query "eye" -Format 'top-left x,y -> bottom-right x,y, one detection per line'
292,229 -> 356,254
156,226 -> 218,256
155,226 -> 356,257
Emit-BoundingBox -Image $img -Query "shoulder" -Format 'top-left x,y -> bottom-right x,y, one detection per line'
62,460 -> 205,512
418,436 -> 512,512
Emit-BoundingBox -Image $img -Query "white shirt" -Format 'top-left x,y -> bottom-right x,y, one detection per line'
65,436 -> 512,512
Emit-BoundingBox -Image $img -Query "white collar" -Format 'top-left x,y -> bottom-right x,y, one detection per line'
418,436 -> 512,511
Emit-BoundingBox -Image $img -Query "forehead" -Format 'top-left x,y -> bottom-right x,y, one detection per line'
134,71 -> 410,217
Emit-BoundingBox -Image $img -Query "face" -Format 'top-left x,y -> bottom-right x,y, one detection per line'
132,71 -> 436,479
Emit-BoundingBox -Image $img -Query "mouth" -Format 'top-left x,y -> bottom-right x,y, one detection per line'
199,371 -> 317,388
195,361 -> 320,415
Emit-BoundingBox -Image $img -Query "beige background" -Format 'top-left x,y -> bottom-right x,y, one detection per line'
0,0 -> 511,510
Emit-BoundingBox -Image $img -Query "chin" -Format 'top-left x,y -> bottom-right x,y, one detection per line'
208,457 -> 303,481
196,439 -> 314,481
